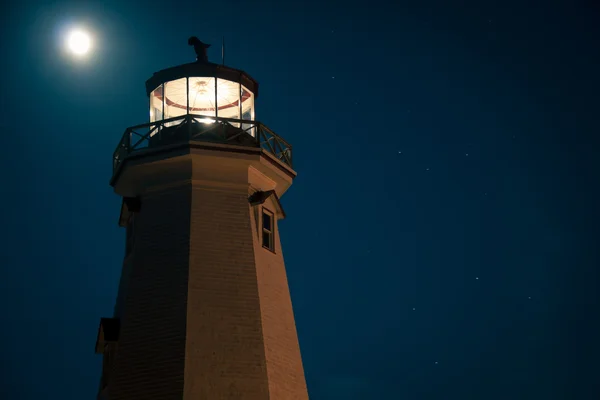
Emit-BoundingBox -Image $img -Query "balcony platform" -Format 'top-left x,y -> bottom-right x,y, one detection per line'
112,115 -> 293,181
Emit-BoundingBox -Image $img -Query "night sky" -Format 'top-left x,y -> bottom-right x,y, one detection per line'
1,0 -> 599,399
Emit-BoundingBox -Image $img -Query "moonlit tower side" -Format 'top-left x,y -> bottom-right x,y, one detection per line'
94,39 -> 308,400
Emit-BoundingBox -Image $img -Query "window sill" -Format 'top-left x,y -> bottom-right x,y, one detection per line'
262,245 -> 276,254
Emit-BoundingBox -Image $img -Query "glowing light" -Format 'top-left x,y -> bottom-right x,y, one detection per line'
189,78 -> 213,105
194,117 -> 216,124
67,29 -> 91,56
150,77 -> 254,130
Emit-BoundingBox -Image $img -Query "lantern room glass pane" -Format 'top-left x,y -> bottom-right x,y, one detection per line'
164,78 -> 188,118
241,84 -> 255,136
188,76 -> 216,123
150,84 -> 163,123
216,78 -> 241,127
163,78 -> 188,127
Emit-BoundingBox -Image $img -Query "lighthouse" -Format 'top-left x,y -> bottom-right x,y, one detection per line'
94,38 -> 308,400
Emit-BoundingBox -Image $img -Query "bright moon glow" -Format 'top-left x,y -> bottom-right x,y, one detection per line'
67,30 -> 91,55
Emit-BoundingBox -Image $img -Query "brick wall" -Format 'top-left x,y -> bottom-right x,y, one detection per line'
109,185 -> 191,400
253,197 -> 309,400
107,147 -> 308,399
113,254 -> 133,319
184,185 -> 270,399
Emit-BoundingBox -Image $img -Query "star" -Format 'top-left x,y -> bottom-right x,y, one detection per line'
434,361 -> 438,365
412,307 -> 416,311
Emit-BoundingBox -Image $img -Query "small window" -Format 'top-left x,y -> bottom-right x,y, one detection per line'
262,209 -> 274,252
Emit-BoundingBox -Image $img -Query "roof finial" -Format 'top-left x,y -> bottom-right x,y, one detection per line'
188,36 -> 211,63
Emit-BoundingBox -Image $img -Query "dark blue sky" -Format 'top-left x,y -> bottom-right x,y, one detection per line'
1,0 -> 599,399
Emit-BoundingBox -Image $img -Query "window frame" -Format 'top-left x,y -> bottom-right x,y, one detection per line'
261,208 -> 275,253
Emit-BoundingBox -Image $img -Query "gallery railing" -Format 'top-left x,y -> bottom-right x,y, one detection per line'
112,114 -> 293,174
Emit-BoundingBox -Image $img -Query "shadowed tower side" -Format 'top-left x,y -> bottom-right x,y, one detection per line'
94,39 -> 309,400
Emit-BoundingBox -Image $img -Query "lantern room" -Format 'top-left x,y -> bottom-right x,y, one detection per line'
145,61 -> 258,131
110,46 -> 294,180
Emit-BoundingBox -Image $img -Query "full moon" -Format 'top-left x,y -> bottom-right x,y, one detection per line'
67,29 -> 92,56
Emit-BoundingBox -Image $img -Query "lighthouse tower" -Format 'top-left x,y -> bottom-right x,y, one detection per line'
94,38 -> 308,400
